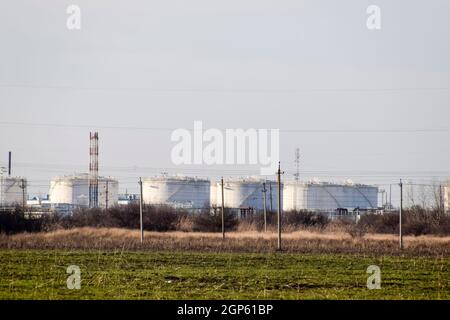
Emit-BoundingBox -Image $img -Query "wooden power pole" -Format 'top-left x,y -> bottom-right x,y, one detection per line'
139,177 -> 144,244
20,179 -> 26,211
105,180 -> 109,209
399,179 -> 403,250
269,183 -> 273,212
221,177 -> 225,240
262,182 -> 267,232
277,162 -> 284,251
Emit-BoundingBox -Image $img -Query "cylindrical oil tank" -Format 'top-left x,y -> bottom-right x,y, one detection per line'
282,182 -> 307,212
142,176 -> 210,209
49,174 -> 118,208
283,181 -> 378,211
211,178 -> 279,211
0,176 -> 27,206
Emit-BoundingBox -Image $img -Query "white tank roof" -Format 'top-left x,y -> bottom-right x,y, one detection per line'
284,180 -> 376,188
143,175 -> 209,182
216,177 -> 267,184
51,173 -> 117,182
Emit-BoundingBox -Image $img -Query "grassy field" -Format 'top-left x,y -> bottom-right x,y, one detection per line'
2,227 -> 450,256
0,249 -> 448,300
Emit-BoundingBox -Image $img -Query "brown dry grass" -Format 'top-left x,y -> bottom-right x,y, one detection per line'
1,227 -> 449,256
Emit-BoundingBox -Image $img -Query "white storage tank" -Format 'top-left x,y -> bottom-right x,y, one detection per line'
0,177 -> 27,206
282,181 -> 307,212
142,176 -> 210,209
211,178 -> 279,211
49,173 -> 118,208
283,181 -> 378,211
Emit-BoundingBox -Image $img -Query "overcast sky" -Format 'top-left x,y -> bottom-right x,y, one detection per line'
1,0 -> 450,201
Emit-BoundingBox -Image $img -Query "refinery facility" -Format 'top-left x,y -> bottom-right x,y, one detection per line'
11,132 -> 450,218
0,139 -> 383,217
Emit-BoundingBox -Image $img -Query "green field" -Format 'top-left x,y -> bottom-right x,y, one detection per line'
0,250 -> 448,300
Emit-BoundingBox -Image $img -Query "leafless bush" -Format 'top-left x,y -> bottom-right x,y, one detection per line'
403,206 -> 450,236
237,211 -> 329,233
358,213 -> 398,234
358,208 -> 450,236
191,208 -> 238,232
284,210 -> 329,230
346,223 -> 369,239
0,207 -> 57,234
175,215 -> 194,232
2,205 -> 450,236
57,204 -> 183,232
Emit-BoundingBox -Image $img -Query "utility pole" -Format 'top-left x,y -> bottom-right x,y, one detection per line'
379,190 -> 385,208
139,178 -> 144,244
22,179 -> 26,209
221,177 -> 225,240
294,148 -> 300,182
389,184 -> 392,210
269,183 -> 273,212
277,162 -> 284,251
20,179 -> 26,211
399,179 -> 403,250
262,182 -> 267,232
105,180 -> 109,210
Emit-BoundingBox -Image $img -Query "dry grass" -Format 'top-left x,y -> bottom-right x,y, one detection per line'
1,227 -> 449,256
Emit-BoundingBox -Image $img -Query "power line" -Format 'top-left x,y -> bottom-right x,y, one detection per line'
2,121 -> 450,134
2,83 -> 450,93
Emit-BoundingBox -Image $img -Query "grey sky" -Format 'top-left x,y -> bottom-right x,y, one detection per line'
1,0 -> 450,201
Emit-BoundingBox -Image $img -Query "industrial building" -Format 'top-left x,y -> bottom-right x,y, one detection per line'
282,181 -> 378,212
118,194 -> 139,206
142,176 -> 210,209
0,176 -> 27,207
210,178 -> 279,216
49,173 -> 118,209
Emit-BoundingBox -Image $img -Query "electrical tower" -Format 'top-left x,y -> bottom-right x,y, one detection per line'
89,132 -> 99,208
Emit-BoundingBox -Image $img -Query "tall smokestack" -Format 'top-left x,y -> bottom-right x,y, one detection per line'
8,151 -> 11,176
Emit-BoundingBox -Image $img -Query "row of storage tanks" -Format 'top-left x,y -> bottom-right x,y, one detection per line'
46,174 -> 379,212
